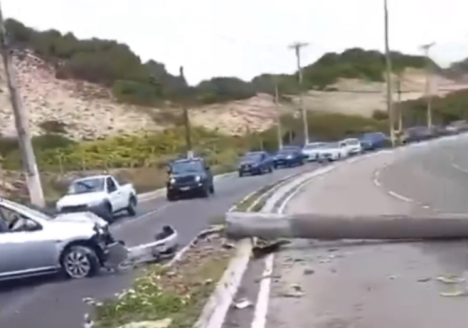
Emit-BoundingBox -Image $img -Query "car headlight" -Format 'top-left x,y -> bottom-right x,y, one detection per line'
170,178 -> 176,184
286,155 -> 293,159
195,175 -> 201,182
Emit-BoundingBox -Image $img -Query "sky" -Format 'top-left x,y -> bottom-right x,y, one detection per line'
3,0 -> 468,85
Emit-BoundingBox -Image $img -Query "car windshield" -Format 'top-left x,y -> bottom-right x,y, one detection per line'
68,178 -> 105,195
170,160 -> 204,174
2,199 -> 53,221
241,153 -> 262,161
278,149 -> 296,155
324,142 -> 340,149
345,139 -> 359,145
304,143 -> 324,150
362,133 -> 379,139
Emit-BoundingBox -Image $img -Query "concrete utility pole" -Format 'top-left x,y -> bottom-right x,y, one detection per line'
179,66 -> 193,158
383,0 -> 395,147
289,42 -> 310,145
274,80 -> 283,150
0,2 -> 45,206
396,75 -> 403,133
225,211 -> 468,241
420,42 -> 435,128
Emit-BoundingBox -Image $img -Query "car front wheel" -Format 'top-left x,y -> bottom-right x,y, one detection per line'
61,245 -> 101,279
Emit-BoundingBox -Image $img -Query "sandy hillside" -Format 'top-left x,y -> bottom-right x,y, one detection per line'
0,52 -> 467,140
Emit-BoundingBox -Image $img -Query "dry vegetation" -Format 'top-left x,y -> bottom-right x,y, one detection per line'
1,53 -> 467,141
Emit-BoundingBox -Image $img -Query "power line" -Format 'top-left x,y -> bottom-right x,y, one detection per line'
0,0 -> 44,206
289,42 -> 310,145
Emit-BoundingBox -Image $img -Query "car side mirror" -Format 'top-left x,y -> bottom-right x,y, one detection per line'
167,167 -> 172,174
205,165 -> 210,171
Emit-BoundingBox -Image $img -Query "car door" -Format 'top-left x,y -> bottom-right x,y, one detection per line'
0,208 -> 57,277
106,177 -> 125,211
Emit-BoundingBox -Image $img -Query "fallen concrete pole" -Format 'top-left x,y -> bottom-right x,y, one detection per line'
225,211 -> 468,240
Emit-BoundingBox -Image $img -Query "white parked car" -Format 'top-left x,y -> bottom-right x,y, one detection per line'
316,142 -> 348,162
340,138 -> 363,156
301,142 -> 326,161
56,175 -> 138,223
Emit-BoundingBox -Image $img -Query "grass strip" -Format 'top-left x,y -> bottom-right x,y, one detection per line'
93,232 -> 234,328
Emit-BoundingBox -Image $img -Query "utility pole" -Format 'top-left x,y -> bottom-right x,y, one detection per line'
0,2 -> 45,206
384,0 -> 395,147
289,42 -> 310,145
420,42 -> 435,128
274,80 -> 283,150
179,66 -> 192,158
396,75 -> 403,133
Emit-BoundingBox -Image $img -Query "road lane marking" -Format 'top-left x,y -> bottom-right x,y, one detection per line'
450,155 -> 468,173
251,168 -> 335,328
387,190 -> 413,203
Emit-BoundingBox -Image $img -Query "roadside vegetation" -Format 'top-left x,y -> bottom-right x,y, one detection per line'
6,18 -> 434,107
93,230 -> 234,328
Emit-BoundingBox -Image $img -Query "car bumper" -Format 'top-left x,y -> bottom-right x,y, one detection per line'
167,183 -> 204,195
239,166 -> 261,174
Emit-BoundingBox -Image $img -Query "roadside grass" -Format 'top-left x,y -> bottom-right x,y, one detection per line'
93,232 -> 234,328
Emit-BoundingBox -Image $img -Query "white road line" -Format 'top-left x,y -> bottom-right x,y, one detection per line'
111,203 -> 171,232
450,155 -> 468,173
387,190 -> 413,203
373,178 -> 381,187
251,174 -> 321,328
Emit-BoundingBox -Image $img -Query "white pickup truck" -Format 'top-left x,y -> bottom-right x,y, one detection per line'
56,174 -> 138,222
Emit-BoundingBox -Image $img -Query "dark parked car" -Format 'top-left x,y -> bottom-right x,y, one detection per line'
359,132 -> 389,151
402,126 -> 435,144
238,151 -> 274,177
166,157 -> 214,201
273,147 -> 305,168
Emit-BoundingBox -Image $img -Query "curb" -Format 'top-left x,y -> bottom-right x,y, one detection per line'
192,170 -> 311,328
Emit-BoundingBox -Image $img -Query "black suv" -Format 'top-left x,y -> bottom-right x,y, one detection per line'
166,158 -> 214,201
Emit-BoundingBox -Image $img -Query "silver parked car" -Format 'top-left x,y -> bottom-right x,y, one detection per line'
0,198 -> 127,282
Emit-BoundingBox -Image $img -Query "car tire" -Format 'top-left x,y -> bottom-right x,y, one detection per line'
61,245 -> 101,279
238,171 -> 244,177
101,202 -> 113,222
209,185 -> 215,194
201,187 -> 210,198
166,193 -> 176,202
268,166 -> 273,173
127,196 -> 137,216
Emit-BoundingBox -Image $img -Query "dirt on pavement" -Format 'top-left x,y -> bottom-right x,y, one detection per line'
267,153 -> 468,328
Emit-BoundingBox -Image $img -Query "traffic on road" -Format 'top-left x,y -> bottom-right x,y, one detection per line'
0,120 -> 467,328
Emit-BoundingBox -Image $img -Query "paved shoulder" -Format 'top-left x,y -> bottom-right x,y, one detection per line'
267,153 -> 468,328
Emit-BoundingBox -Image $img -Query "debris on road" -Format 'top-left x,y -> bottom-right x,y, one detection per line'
436,275 -> 465,284
252,239 -> 291,259
91,229 -> 235,328
233,298 -> 253,309
278,284 -> 305,298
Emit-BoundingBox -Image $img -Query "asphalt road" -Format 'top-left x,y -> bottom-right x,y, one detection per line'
228,137 -> 468,328
378,135 -> 468,213
0,162 -> 318,328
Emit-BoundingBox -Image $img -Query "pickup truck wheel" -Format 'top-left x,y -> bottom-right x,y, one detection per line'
127,196 -> 137,216
102,203 -> 114,222
61,245 -> 100,279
